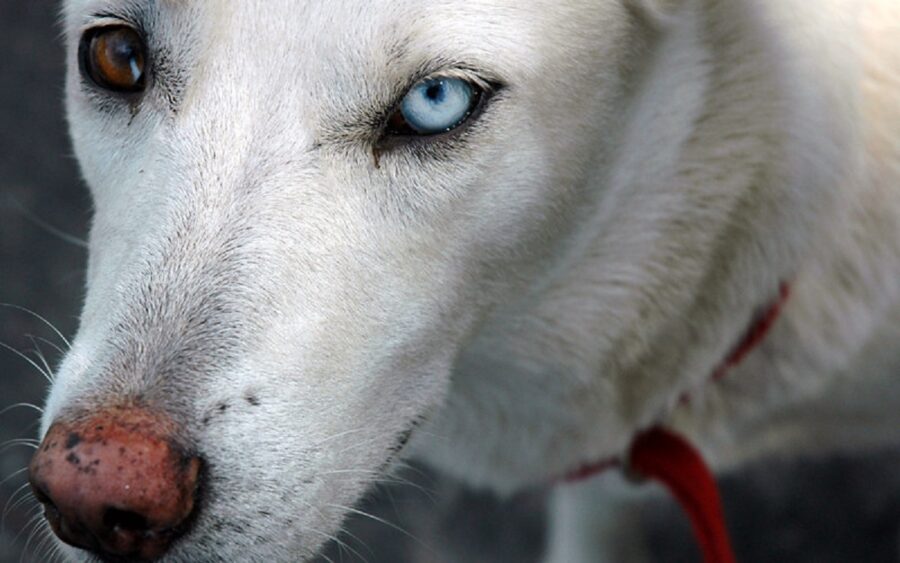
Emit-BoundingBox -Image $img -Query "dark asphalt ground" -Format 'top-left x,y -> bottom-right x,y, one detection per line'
1,3 -> 899,562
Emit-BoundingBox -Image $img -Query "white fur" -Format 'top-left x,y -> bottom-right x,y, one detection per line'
44,0 -> 900,560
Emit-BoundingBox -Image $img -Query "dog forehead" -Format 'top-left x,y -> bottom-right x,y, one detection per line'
63,0 -> 540,38
62,0 -> 614,73
194,0 -> 544,81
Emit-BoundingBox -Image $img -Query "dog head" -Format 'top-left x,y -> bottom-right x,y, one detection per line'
37,0 -> 651,560
34,0 -> 852,560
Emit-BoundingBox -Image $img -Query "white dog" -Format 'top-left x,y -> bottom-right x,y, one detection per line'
27,0 -> 900,561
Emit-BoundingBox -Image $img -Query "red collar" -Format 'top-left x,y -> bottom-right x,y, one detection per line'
562,283 -> 791,563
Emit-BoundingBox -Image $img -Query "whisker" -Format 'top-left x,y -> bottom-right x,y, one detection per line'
25,336 -> 55,381
381,484 -> 404,525
333,526 -> 375,562
28,336 -> 66,358
318,469 -> 436,501
317,469 -> 390,477
303,531 -> 337,563
0,442 -> 39,456
331,430 -> 415,457
0,467 -> 29,488
2,481 -> 35,531
311,427 -> 368,448
335,538 -> 368,563
23,418 -> 42,436
387,459 -> 435,487
12,504 -> 45,548
330,531 -> 370,563
323,503 -> 434,556
33,527 -> 58,563
385,467 -> 440,505
7,196 -> 88,250
305,527 -> 368,563
0,438 -> 39,448
293,499 -> 374,563
0,304 -> 71,349
0,437 -> 39,450
20,512 -> 50,563
0,342 -> 53,384
48,539 -> 66,563
389,460 -> 434,483
303,528 -> 340,563
0,403 -> 44,417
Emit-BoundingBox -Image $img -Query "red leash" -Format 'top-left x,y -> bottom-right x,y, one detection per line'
712,283 -> 791,382
563,284 -> 791,563
630,427 -> 737,563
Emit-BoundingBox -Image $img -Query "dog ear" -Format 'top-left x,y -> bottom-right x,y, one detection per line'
627,0 -> 689,29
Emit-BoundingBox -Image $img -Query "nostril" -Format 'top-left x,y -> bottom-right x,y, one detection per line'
103,507 -> 150,534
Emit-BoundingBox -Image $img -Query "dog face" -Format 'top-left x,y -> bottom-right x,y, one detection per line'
45,0 -> 644,559
40,0 -> 857,558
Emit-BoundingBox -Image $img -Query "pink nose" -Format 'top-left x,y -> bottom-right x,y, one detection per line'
28,407 -> 201,561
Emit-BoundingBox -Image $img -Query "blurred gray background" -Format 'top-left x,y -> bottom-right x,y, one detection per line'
1,3 -> 899,562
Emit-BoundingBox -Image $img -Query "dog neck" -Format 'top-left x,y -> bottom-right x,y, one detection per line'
416,0 -> 894,493
563,281 -> 791,483
556,282 -> 790,563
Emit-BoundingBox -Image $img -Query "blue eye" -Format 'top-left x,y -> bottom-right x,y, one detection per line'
391,77 -> 480,135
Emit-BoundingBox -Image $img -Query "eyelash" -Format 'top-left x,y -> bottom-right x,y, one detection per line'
375,75 -> 502,149
77,16 -> 150,99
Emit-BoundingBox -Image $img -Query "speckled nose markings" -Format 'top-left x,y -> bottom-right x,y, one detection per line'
28,406 -> 202,561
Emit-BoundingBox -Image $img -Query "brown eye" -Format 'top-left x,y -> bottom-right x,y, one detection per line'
79,25 -> 148,93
